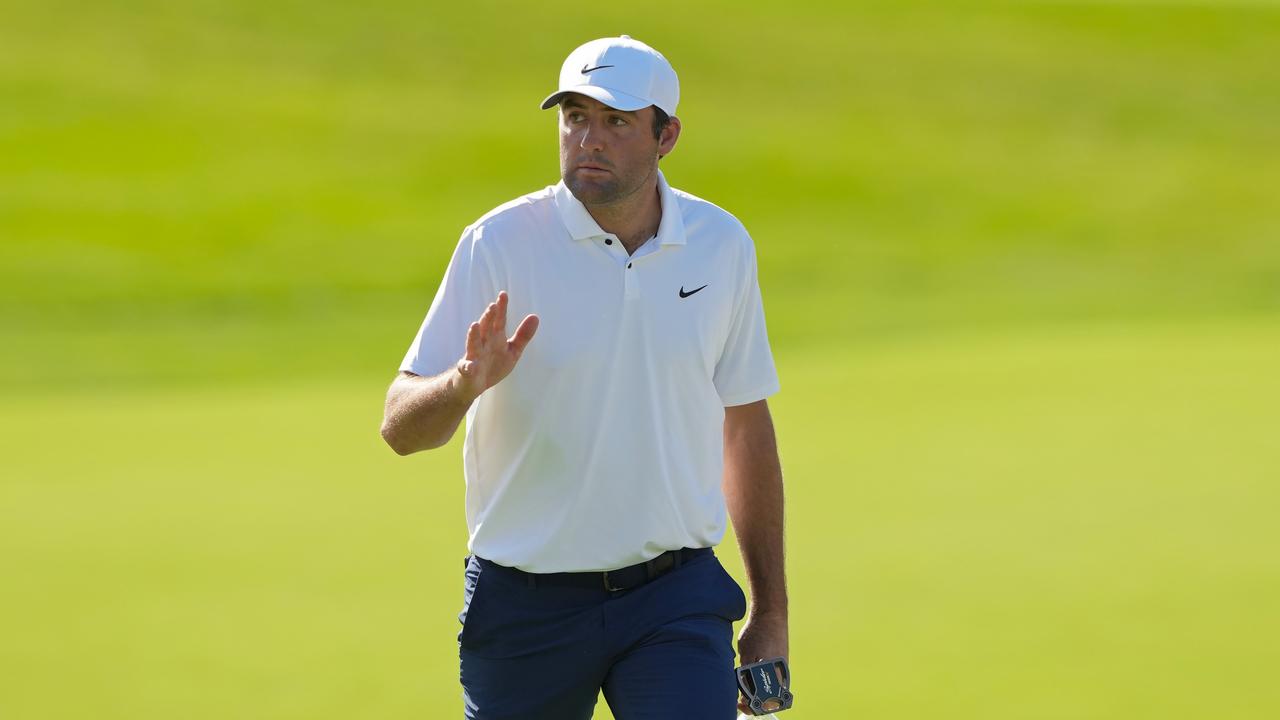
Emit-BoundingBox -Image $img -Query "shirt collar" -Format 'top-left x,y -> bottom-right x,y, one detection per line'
553,169 -> 687,246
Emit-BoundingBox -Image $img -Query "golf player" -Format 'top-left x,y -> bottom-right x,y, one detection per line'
381,35 -> 787,719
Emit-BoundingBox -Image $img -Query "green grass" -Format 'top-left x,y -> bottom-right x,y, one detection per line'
779,321 -> 1280,718
3,0 -> 1278,383
2,0 -> 1279,717
3,322 -> 1278,718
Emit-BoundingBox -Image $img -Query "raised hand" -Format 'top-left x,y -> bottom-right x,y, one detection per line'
454,291 -> 539,399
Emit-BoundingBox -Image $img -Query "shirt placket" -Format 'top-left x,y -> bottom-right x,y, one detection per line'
599,235 -> 658,302
624,255 -> 639,300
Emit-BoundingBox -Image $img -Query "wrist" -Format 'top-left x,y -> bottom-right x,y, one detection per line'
748,603 -> 788,620
447,365 -> 483,405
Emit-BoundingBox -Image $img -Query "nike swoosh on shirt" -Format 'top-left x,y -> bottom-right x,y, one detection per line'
679,284 -> 708,298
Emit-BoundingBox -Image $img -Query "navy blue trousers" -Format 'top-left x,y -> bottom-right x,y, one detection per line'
457,549 -> 747,720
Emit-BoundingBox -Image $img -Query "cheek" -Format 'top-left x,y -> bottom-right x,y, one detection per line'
560,127 -> 584,152
622,138 -> 658,165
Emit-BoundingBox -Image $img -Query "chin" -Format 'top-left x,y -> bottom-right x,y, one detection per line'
566,177 -> 620,205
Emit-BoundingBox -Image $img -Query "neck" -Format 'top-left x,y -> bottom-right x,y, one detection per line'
584,175 -> 662,255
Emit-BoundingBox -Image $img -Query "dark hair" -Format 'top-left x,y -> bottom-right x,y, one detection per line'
651,106 -> 672,141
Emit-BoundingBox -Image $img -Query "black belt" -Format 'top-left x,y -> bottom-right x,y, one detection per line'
474,546 -> 713,592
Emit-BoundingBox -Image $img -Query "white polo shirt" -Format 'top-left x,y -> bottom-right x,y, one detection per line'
400,170 -> 779,572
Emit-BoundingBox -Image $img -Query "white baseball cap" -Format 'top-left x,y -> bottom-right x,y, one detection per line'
540,35 -> 680,116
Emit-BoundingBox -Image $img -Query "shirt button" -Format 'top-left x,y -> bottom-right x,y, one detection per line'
627,263 -> 632,269
605,238 -> 613,245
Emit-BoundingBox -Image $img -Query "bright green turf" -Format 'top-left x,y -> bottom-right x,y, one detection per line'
2,0 -> 1279,717
2,323 -> 1278,718
3,0 -> 1278,390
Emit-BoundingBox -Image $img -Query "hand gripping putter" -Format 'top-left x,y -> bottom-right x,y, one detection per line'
736,657 -> 794,716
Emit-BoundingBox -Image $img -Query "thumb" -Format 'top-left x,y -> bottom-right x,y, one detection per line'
508,314 -> 540,354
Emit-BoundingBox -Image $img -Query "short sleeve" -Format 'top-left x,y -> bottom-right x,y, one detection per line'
713,236 -> 780,406
399,226 -> 497,378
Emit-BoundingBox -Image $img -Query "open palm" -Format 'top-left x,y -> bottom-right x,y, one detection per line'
456,291 -> 539,396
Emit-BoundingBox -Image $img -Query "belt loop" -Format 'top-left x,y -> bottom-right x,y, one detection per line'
674,548 -> 683,570
527,573 -> 536,590
645,558 -> 656,580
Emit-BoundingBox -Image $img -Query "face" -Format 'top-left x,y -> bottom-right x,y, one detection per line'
558,93 -> 679,207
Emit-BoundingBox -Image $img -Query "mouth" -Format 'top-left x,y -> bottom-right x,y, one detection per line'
575,161 -> 611,174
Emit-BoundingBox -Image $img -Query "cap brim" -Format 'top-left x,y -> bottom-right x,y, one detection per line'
540,85 -> 653,112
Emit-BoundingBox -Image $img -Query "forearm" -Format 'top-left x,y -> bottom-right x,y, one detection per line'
722,402 -> 788,617
380,369 -> 478,455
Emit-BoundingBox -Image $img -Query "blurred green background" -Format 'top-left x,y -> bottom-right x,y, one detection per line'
3,0 -> 1278,717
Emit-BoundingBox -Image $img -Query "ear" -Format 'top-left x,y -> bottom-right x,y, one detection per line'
658,115 -> 681,159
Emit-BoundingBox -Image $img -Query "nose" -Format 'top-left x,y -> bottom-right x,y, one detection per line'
578,117 -> 606,152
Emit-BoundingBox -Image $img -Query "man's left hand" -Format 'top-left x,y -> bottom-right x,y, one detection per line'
735,609 -> 789,715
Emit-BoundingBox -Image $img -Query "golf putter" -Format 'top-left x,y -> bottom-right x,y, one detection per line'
736,657 -> 794,716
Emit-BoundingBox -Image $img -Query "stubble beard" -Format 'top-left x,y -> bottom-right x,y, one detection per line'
561,157 -> 657,209
565,174 -> 623,206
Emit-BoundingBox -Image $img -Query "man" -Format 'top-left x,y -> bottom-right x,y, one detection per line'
380,35 -> 787,720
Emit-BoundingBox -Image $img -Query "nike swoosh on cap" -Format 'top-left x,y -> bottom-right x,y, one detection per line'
580,64 -> 614,74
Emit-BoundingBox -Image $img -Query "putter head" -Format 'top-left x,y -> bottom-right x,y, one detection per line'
736,657 -> 794,715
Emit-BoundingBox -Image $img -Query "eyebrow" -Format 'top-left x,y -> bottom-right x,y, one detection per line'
562,99 -> 637,117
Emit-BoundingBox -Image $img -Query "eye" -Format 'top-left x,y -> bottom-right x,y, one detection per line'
609,116 -> 628,126
566,111 -> 585,123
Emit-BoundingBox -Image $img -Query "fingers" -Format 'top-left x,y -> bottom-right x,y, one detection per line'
480,301 -> 498,340
495,291 -> 508,335
478,291 -> 509,340
464,321 -> 481,361
470,291 -> 532,363
483,292 -> 499,335
460,293 -> 517,384
508,314 -> 539,355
